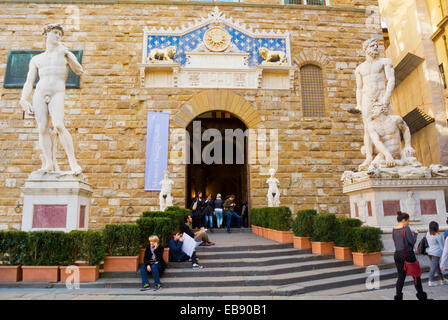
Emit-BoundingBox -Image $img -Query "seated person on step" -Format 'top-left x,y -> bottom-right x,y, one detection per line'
140,235 -> 166,291
181,215 -> 215,246
169,231 -> 203,269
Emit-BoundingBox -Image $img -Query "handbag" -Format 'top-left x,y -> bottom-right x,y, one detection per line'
402,228 -> 422,284
192,200 -> 198,211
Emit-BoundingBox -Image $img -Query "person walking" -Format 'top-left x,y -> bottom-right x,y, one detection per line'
139,235 -> 166,291
392,211 -> 427,300
444,217 -> 448,241
426,221 -> 447,286
203,194 -> 214,230
214,193 -> 224,229
440,235 -> 448,274
223,194 -> 241,233
190,192 -> 204,229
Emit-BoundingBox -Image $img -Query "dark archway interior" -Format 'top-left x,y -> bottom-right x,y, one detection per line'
186,111 -> 248,220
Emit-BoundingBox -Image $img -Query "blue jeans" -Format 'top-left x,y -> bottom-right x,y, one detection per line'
140,263 -> 162,286
205,215 -> 213,228
215,208 -> 223,228
428,255 -> 443,282
225,211 -> 241,232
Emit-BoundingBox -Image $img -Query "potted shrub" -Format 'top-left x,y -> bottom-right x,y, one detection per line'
292,209 -> 316,249
22,231 -> 72,282
103,224 -> 140,272
310,213 -> 337,255
334,218 -> 362,261
165,206 -> 190,231
136,217 -> 173,264
260,208 -> 269,238
351,226 -> 383,266
0,231 -> 27,282
268,207 -> 293,243
60,231 -> 105,282
250,208 -> 260,236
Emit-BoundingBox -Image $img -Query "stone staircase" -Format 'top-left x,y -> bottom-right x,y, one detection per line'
0,229 -> 433,296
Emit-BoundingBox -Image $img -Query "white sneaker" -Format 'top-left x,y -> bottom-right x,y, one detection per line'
192,263 -> 203,269
440,279 -> 448,285
428,281 -> 438,287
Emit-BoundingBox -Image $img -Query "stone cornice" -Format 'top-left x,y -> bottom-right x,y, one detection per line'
0,0 -> 368,13
431,15 -> 448,41
343,177 -> 448,194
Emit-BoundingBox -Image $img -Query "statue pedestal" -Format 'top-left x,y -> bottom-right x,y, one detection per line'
21,171 -> 93,232
342,176 -> 448,233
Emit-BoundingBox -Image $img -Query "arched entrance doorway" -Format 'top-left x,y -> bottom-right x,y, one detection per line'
186,110 -> 249,226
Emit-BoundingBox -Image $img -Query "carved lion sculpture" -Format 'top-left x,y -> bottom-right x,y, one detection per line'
259,47 -> 287,65
147,46 -> 177,63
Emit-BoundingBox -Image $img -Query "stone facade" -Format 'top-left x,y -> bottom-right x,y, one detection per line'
0,1 -> 382,230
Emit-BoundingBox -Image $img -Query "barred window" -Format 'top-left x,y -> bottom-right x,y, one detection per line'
300,64 -> 325,117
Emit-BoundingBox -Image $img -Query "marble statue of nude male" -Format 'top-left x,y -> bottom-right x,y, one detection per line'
367,103 -> 416,168
352,38 -> 395,170
20,24 -> 85,174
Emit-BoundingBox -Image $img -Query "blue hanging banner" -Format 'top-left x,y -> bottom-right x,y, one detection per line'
144,112 -> 170,191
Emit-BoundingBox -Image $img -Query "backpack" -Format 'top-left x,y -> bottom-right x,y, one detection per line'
417,236 -> 428,255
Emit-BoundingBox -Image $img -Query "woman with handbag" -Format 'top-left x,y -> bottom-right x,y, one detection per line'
392,211 -> 427,300
190,192 -> 204,229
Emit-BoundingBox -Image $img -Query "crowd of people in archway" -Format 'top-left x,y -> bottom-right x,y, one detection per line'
189,192 -> 249,233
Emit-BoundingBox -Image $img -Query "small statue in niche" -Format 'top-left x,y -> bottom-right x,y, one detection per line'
266,168 -> 280,207
159,170 -> 174,211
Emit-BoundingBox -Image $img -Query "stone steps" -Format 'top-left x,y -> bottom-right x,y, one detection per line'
0,234 -> 416,296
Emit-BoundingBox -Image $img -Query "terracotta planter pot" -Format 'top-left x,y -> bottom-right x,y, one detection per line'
267,228 -> 276,240
139,248 -> 145,264
333,246 -> 352,261
311,241 -> 334,255
261,227 -> 268,238
139,248 -> 170,264
163,248 -> 170,263
103,256 -> 139,272
60,265 -> 99,282
352,252 -> 381,266
22,266 -> 59,282
293,236 -> 311,249
272,230 -> 293,243
0,266 -> 22,282
251,225 -> 259,236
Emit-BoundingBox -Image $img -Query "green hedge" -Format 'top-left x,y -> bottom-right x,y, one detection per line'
136,217 -> 174,247
351,226 -> 383,253
69,231 -> 106,266
22,231 -> 74,266
142,208 -> 185,232
165,206 -> 190,230
292,209 -> 317,237
311,214 -> 337,242
0,231 -> 28,265
102,224 -> 140,256
250,207 -> 292,231
334,218 -> 362,248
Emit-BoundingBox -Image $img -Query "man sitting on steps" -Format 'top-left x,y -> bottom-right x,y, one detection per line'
169,231 -> 203,269
181,215 -> 215,246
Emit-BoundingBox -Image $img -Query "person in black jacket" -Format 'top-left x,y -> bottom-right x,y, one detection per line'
190,192 -> 205,229
139,235 -> 166,291
203,194 -> 215,230
392,211 -> 427,300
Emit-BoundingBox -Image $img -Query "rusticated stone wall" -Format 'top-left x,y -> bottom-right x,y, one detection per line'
0,1 -> 381,230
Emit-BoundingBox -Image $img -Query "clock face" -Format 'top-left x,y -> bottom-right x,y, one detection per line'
203,27 -> 231,52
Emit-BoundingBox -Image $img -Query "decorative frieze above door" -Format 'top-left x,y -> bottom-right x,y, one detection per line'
139,7 -> 296,89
